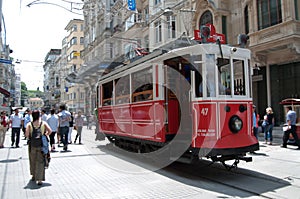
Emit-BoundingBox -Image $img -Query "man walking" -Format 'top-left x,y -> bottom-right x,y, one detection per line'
57,104 -> 71,151
10,108 -> 23,148
281,106 -> 300,149
23,109 -> 32,140
46,109 -> 59,152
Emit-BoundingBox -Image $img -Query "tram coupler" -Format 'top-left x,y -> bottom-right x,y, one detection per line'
211,154 -> 252,170
238,155 -> 252,162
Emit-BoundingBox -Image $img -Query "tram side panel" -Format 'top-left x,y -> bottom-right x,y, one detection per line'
99,106 -> 116,134
99,100 -> 167,143
131,101 -> 166,142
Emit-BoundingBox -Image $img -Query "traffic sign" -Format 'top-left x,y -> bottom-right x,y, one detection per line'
0,58 -> 12,64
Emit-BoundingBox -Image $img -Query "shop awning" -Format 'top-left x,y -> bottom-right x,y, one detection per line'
0,87 -> 10,97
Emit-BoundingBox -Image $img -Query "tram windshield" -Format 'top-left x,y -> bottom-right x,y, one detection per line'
197,55 -> 248,98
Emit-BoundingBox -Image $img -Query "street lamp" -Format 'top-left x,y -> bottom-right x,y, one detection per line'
26,0 -> 83,15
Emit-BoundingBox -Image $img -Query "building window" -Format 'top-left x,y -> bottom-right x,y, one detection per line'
155,0 -> 161,5
295,0 -> 299,20
80,37 -> 84,45
72,24 -> 77,32
155,21 -> 162,43
257,0 -> 282,30
144,7 -> 149,24
199,10 -> 213,27
125,14 -> 135,30
222,16 -> 227,41
244,6 -> 249,34
68,51 -> 78,60
70,37 -> 77,46
167,16 -> 176,39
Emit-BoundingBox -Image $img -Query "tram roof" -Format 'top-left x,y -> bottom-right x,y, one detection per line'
98,43 -> 251,82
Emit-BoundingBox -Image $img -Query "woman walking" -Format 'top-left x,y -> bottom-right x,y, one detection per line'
25,110 -> 51,185
74,111 -> 84,144
264,107 -> 275,145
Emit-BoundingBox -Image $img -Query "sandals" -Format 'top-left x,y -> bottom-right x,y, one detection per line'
37,181 -> 43,185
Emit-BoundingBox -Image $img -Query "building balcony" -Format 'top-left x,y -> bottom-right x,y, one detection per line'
249,20 -> 300,65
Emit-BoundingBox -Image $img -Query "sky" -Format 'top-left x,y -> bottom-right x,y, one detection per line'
2,0 -> 83,91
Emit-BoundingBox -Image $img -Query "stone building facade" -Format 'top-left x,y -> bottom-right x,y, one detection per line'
78,0 -> 299,124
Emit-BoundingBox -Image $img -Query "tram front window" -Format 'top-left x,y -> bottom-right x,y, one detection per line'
218,58 -> 231,95
233,59 -> 246,96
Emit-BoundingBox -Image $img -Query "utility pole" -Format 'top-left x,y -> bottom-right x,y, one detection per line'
0,0 -> 3,32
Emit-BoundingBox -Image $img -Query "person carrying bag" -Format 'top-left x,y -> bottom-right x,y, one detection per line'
25,110 -> 52,185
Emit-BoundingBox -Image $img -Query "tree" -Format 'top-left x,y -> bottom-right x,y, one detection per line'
21,82 -> 28,107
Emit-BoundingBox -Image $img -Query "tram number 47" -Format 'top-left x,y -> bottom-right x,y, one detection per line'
201,108 -> 209,116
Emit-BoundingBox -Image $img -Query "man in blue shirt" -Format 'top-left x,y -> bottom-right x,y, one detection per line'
46,109 -> 59,152
23,109 -> 32,140
281,106 -> 300,149
57,104 -> 71,151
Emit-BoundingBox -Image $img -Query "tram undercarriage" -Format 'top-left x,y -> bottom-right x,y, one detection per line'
104,133 -> 258,169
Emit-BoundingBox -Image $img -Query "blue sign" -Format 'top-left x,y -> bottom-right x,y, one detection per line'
128,0 -> 136,11
0,58 -> 12,64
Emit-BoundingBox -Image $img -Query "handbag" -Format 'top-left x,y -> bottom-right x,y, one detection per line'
42,135 -> 51,168
282,125 -> 290,132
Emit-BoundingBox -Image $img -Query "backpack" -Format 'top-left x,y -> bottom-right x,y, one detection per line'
30,122 -> 43,147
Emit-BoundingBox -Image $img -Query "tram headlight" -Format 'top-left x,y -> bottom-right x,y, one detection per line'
229,115 -> 243,134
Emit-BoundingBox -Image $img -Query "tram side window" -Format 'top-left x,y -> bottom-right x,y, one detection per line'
132,67 -> 153,102
115,75 -> 130,104
102,81 -> 113,106
233,59 -> 246,96
218,58 -> 231,95
206,54 -> 216,97
194,63 -> 203,98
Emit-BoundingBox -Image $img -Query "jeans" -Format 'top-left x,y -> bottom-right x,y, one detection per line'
283,125 -> 300,147
253,127 -> 258,140
59,126 -> 69,148
11,127 -> 21,147
49,131 -> 56,148
264,124 -> 273,142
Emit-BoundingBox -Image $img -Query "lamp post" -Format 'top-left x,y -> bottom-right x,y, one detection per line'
26,0 -> 83,15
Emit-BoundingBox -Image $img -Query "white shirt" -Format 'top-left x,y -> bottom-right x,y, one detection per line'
41,114 -> 48,122
10,113 -> 23,128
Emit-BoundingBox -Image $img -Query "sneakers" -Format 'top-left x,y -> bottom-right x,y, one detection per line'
63,146 -> 68,151
280,145 -> 287,148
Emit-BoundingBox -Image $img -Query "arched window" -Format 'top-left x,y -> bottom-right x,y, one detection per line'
199,10 -> 213,27
257,0 -> 282,30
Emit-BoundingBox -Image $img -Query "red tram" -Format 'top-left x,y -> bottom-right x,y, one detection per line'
96,42 -> 259,167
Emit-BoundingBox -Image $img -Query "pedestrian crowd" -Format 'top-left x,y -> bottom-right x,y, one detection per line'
253,104 -> 300,150
0,104 -> 91,186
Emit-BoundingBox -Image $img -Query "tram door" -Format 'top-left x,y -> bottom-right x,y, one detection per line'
164,58 -> 192,135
